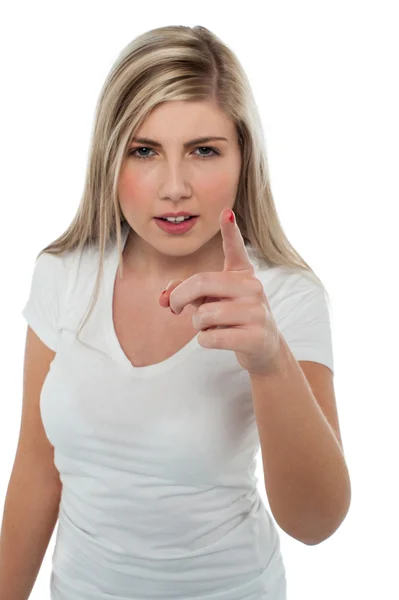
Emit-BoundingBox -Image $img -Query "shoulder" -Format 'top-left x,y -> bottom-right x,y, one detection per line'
255,263 -> 328,302
255,264 -> 331,329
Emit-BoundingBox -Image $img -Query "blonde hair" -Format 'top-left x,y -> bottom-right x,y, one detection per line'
37,25 -> 330,340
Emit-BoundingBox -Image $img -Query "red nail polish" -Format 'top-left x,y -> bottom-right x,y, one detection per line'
228,210 -> 235,223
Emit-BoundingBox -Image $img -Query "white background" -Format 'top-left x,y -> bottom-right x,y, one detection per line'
1,1 -> 398,598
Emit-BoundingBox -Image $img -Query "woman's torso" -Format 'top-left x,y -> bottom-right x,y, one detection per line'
40,225 -> 287,598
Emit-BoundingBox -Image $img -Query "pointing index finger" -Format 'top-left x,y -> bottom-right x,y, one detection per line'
222,209 -> 252,272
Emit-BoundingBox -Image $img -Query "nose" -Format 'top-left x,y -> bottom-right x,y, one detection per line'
158,159 -> 192,201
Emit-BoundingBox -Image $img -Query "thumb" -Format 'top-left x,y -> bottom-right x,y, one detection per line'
159,279 -> 182,308
158,280 -> 219,312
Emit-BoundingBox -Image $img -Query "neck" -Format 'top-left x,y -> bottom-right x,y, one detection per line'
122,229 -> 225,283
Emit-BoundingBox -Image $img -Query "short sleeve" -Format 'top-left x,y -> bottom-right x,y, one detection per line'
21,251 -> 67,352
272,271 -> 335,375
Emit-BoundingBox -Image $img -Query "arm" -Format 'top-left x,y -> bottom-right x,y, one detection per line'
0,326 -> 62,598
0,463 -> 61,599
250,334 -> 351,546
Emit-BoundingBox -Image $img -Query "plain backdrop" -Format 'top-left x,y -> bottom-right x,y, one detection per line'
0,1 -> 398,598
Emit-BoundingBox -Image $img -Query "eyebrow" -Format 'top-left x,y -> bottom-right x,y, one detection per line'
130,136 -> 229,149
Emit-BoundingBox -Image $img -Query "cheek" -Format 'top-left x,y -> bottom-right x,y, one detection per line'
117,168 -> 153,205
202,170 -> 238,202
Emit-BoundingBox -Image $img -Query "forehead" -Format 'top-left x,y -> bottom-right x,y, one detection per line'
136,100 -> 235,139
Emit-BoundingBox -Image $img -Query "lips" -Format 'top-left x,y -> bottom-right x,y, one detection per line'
154,215 -> 199,234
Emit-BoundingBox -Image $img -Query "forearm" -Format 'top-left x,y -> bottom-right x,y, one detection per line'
250,334 -> 351,545
0,467 -> 61,599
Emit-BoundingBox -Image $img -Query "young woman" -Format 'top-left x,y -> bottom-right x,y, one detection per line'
3,24 -> 350,600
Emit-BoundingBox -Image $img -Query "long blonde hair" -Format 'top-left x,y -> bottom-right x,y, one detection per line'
37,25 -> 330,340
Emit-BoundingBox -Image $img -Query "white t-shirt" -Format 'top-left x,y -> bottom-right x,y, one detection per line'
21,221 -> 334,600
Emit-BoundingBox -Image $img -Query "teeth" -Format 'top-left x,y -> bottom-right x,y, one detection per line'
165,216 -> 191,222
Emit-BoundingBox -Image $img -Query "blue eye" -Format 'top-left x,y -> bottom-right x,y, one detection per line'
128,146 -> 220,160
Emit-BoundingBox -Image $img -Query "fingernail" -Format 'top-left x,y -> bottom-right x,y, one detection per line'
228,209 -> 235,223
